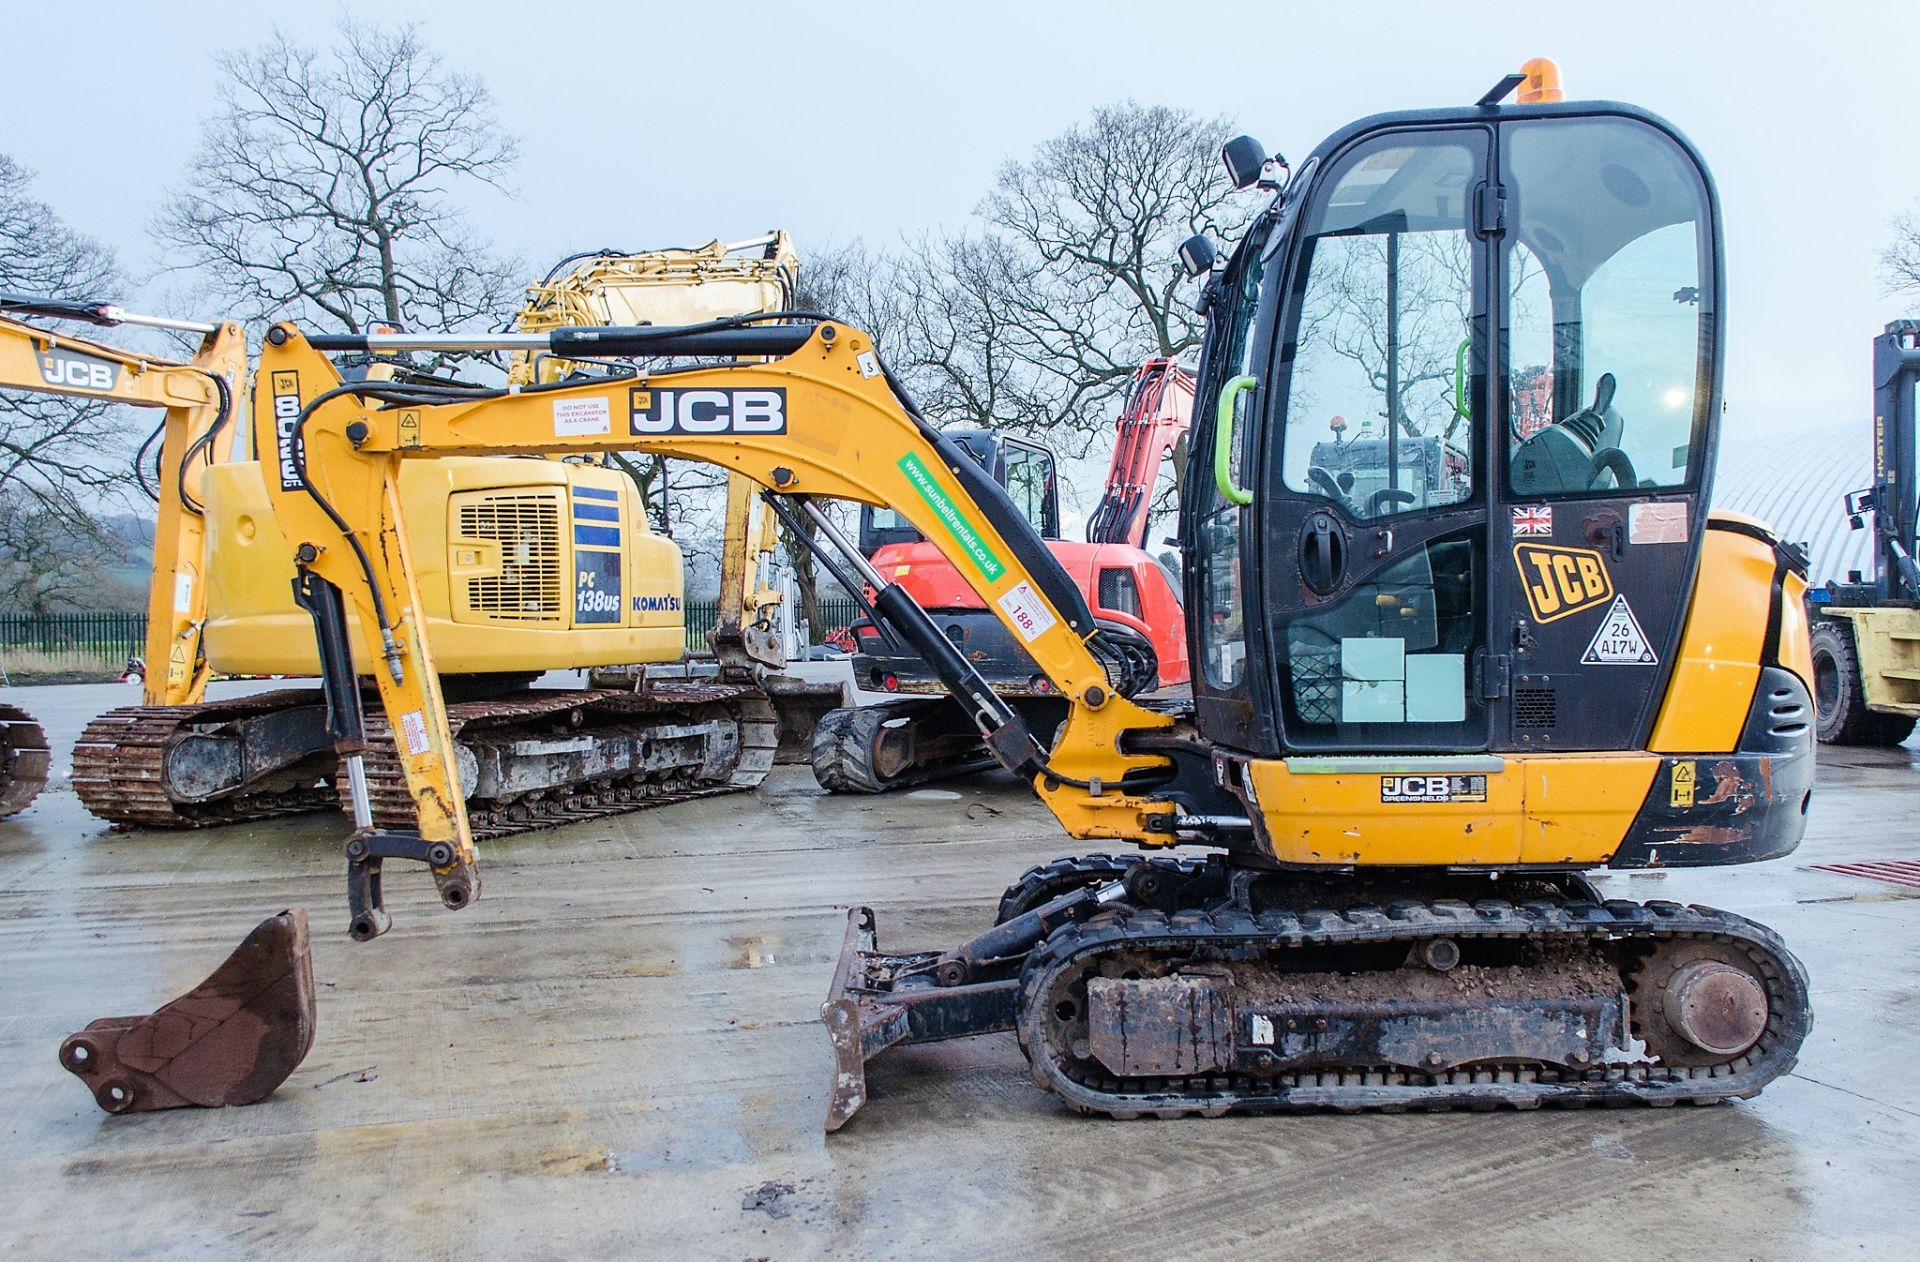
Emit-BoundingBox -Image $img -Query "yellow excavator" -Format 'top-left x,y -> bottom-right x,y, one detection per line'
68,237 -> 803,834
243,63 -> 1816,1127
0,295 -> 250,818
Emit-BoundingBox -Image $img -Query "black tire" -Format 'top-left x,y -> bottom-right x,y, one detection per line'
1810,619 -> 1916,746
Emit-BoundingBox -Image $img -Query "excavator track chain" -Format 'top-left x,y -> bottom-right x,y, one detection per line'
811,697 -> 995,794
995,853 -> 1210,923
1016,897 -> 1811,1119
0,702 -> 50,817
351,682 -> 777,840
73,689 -> 339,828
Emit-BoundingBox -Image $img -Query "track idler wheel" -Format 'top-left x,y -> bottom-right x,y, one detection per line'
59,909 -> 317,1113
1630,939 -> 1771,1067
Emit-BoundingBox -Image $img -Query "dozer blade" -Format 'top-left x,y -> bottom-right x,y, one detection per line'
59,909 -> 316,1114
821,905 -> 1036,1131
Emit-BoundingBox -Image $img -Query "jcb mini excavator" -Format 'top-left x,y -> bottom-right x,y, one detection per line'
242,61 -> 1815,1127
66,237 -> 803,835
0,295 -> 250,818
817,360 -> 1194,792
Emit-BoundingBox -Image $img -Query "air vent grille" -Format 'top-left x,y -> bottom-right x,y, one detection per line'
455,490 -> 563,622
1514,687 -> 1557,730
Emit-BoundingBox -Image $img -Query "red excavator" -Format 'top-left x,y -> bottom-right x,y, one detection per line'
812,359 -> 1194,791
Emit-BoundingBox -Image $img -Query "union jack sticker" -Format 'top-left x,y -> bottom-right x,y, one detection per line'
1511,505 -> 1553,537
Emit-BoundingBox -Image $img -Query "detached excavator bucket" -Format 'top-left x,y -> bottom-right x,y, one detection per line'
59,909 -> 316,1114
821,906 -> 1021,1131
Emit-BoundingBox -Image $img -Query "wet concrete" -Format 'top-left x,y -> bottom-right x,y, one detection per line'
1,679 -> 1916,1259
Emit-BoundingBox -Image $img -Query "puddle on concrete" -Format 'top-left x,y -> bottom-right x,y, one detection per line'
907,789 -> 962,802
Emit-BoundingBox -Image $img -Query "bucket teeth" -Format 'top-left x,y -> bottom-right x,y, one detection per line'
59,909 -> 317,1113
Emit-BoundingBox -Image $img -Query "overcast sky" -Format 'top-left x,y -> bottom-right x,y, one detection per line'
7,0 -> 1914,442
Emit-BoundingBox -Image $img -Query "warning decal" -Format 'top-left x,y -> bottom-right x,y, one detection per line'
1670,760 -> 1696,807
399,710 -> 431,756
995,580 -> 1058,644
1582,595 -> 1658,665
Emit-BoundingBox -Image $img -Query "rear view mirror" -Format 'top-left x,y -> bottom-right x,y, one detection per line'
1177,234 -> 1217,280
1222,135 -> 1267,190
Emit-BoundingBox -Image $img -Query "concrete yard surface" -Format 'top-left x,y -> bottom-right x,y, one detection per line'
2,680 -> 1917,1260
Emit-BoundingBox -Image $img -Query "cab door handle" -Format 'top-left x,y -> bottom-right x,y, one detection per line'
1214,375 -> 1257,507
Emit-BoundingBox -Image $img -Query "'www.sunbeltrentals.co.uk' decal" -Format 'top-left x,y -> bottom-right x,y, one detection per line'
897,452 -> 1003,581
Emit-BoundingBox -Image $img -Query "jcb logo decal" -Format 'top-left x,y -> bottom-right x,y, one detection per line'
271,371 -> 304,491
38,347 -> 120,392
1513,543 -> 1612,623
629,387 -> 786,436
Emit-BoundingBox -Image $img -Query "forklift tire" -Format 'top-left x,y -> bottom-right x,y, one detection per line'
1810,620 -> 1917,746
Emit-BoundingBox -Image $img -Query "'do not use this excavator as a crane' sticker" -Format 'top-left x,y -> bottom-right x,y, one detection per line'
237,61 -> 1817,1129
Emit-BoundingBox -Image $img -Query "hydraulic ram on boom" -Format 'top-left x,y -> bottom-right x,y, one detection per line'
252,317 -> 1180,940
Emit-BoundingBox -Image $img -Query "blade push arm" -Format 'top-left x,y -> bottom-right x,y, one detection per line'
252,319 -> 1178,937
0,311 -> 249,704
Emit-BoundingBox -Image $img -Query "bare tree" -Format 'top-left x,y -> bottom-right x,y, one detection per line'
154,19 -> 523,342
962,101 -> 1252,453
0,154 -> 141,611
1886,201 -> 1920,297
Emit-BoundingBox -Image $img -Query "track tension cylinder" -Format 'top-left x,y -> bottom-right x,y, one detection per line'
291,568 -> 477,941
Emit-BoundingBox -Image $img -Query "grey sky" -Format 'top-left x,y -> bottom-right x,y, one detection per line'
6,0 -> 1913,441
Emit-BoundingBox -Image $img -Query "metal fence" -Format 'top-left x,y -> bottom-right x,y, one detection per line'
681,595 -> 864,652
0,600 -> 869,664
0,611 -> 148,663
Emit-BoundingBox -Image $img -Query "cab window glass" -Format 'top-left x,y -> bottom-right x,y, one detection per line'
1195,251 -> 1266,689
1002,444 -> 1056,537
1279,137 -> 1478,520
1504,119 -> 1711,496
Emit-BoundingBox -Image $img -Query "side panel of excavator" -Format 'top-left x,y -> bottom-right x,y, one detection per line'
201,458 -> 686,674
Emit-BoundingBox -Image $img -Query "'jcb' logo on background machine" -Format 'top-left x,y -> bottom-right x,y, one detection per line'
629,387 -> 786,436
1513,543 -> 1613,623
38,347 -> 120,392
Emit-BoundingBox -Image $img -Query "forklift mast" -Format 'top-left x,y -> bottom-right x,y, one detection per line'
1858,321 -> 1920,603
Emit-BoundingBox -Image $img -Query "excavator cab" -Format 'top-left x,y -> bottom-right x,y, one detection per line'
1187,104 -> 1737,764
858,430 -> 1059,555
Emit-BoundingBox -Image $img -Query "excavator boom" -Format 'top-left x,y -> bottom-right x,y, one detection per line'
0,304 -> 250,817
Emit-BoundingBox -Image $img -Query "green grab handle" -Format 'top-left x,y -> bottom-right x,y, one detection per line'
1453,337 -> 1470,422
1214,374 -> 1257,507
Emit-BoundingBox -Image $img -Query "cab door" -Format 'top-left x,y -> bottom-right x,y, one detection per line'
1490,115 -> 1720,752
1247,126 -> 1497,756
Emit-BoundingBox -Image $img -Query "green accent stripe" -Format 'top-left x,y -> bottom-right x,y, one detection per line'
1287,756 -> 1508,775
897,452 -> 1004,581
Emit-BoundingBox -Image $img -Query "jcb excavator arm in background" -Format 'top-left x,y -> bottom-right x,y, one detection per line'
0,303 -> 250,818
253,318 -> 1178,938
0,302 -> 249,706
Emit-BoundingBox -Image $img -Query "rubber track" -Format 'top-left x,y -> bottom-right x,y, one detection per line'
811,699 -> 994,795
1015,897 -> 1812,1118
72,689 -> 339,828
349,683 -> 778,841
0,703 -> 49,818
996,853 -> 1208,923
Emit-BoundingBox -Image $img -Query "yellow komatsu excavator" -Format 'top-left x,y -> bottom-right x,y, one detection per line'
0,296 -> 251,818
68,236 -> 802,834
243,64 -> 1816,1128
